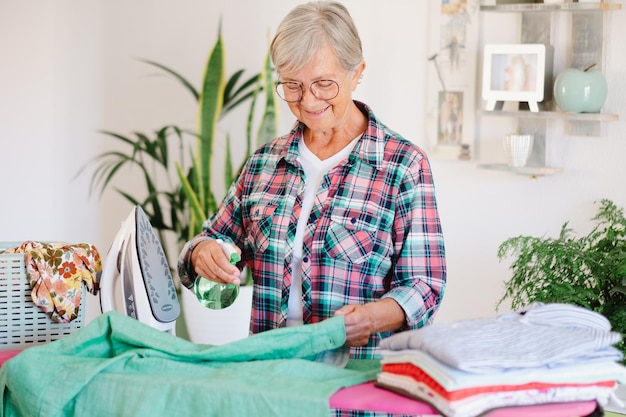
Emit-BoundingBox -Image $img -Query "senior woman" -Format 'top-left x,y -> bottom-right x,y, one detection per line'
177,0 -> 447,359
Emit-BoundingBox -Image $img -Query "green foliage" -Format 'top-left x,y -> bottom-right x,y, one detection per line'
82,25 -> 278,268
176,32 -> 278,241
80,125 -> 189,263
497,199 -> 626,359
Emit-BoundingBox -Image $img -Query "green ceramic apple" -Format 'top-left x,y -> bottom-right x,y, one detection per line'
553,67 -> 607,113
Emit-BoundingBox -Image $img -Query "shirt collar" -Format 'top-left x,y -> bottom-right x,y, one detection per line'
282,100 -> 386,171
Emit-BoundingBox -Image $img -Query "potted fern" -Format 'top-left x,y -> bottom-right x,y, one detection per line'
497,199 -> 626,360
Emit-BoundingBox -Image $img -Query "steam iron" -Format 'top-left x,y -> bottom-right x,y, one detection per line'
100,205 -> 180,334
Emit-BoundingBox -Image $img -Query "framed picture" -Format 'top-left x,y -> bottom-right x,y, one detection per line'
482,44 -> 553,112
425,0 -> 480,160
438,91 -> 463,146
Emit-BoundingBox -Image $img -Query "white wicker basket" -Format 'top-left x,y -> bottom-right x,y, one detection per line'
0,251 -> 85,350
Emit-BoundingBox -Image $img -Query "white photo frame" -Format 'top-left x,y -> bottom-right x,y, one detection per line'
482,44 -> 553,112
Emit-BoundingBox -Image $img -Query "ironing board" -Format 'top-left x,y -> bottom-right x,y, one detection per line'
0,349 -> 600,417
0,350 -> 19,364
330,382 -> 599,416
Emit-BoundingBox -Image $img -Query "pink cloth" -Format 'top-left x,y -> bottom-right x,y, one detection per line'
330,382 -> 437,414
486,401 -> 598,417
329,382 -> 599,417
0,350 -> 21,366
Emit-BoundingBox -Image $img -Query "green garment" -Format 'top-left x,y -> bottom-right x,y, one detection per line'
0,312 -> 379,417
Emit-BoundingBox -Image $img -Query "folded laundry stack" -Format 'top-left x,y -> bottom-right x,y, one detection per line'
377,303 -> 626,417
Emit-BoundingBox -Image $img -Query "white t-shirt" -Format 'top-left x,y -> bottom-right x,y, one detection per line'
287,135 -> 360,327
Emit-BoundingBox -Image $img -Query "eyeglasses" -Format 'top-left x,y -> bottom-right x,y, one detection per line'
275,80 -> 340,103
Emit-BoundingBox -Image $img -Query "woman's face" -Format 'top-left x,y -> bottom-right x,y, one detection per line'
278,44 -> 364,135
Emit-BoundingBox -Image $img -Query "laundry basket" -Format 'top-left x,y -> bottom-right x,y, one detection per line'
0,248 -> 85,350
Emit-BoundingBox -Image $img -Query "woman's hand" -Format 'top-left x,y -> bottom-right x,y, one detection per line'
334,298 -> 406,347
191,239 -> 241,285
334,304 -> 373,346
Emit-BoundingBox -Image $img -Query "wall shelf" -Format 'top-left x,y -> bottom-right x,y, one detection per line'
478,163 -> 564,177
476,2 -> 620,176
480,110 -> 619,122
481,2 -> 622,13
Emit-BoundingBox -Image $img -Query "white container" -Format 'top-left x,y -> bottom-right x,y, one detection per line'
182,285 -> 252,345
0,251 -> 86,349
503,133 -> 534,167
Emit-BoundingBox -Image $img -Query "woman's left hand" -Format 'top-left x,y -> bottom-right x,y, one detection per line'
334,304 -> 373,347
334,298 -> 406,347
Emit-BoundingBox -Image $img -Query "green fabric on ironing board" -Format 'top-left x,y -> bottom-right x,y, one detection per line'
0,311 -> 379,417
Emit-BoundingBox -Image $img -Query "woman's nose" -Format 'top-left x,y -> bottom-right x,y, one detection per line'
299,86 -> 318,104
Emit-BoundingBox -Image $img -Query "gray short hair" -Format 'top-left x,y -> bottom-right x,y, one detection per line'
270,1 -> 363,76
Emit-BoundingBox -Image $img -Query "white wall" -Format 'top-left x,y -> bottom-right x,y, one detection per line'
1,1 -> 625,325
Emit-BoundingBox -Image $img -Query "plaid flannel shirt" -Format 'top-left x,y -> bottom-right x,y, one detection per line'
178,101 -> 446,359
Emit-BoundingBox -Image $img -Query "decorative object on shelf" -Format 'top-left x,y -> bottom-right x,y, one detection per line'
482,44 -> 554,112
425,1 -> 479,160
503,132 -> 534,167
553,63 -> 607,113
458,143 -> 471,160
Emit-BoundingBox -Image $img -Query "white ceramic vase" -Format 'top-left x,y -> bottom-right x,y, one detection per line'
503,133 -> 534,167
181,284 -> 253,345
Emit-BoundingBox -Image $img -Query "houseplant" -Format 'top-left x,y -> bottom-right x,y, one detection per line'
83,26 -> 279,342
84,26 -> 278,263
497,199 -> 626,360
177,28 -> 278,241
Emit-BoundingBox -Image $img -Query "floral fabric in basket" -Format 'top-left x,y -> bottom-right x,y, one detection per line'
2,241 -> 101,323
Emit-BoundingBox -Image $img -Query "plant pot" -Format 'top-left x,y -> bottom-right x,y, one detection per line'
181,284 -> 253,345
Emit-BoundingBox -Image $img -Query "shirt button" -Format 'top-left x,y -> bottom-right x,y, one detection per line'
303,257 -> 309,263
351,218 -> 357,224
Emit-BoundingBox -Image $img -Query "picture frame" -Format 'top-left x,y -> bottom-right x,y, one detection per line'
425,0 -> 479,160
482,43 -> 553,112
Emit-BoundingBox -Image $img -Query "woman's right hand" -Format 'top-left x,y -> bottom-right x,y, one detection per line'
191,239 -> 242,285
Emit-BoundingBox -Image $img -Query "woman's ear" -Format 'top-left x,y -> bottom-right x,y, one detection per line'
351,61 -> 366,90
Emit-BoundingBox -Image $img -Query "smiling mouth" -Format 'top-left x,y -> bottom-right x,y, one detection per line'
306,105 -> 330,115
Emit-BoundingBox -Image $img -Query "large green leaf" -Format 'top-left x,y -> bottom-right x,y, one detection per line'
140,59 -> 200,101
176,161 -> 204,240
198,27 -> 225,225
256,45 -> 279,146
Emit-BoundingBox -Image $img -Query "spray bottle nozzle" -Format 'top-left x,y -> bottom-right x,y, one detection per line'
216,239 -> 241,265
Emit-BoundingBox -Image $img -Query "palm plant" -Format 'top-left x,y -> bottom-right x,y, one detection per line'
83,25 -> 278,264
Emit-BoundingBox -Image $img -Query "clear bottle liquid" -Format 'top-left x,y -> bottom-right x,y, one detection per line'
194,239 -> 241,310
194,278 -> 239,309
